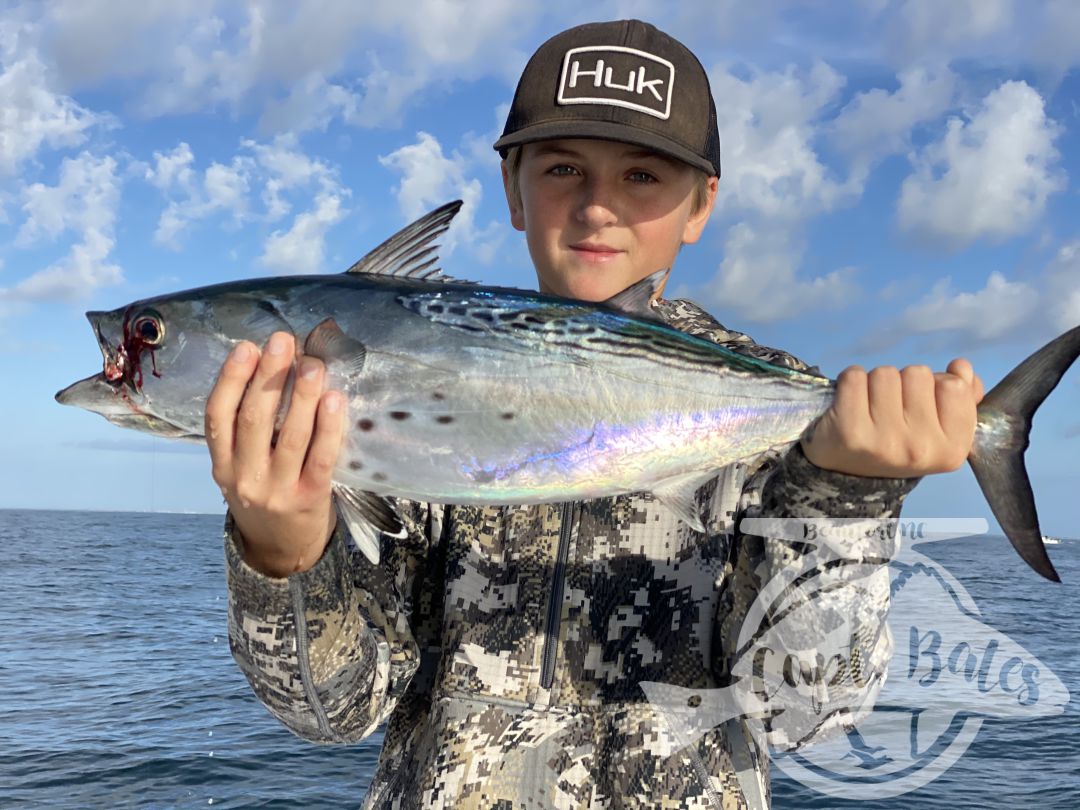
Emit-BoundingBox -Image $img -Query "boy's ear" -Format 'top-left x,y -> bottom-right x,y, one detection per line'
681,176 -> 719,245
501,160 -> 526,232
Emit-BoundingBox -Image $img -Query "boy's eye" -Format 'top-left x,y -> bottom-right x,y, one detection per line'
547,164 -> 579,177
628,171 -> 658,184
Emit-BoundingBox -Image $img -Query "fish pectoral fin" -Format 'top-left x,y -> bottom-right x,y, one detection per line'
602,268 -> 670,323
304,318 -> 367,377
650,471 -> 715,533
332,484 -> 407,566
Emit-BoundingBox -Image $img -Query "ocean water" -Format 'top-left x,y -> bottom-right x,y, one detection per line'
1,508 -> 1077,809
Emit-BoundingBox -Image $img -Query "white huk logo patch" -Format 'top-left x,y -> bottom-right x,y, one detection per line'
557,46 -> 675,120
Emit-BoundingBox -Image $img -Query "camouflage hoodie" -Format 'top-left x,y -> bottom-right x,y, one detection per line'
224,299 -> 917,809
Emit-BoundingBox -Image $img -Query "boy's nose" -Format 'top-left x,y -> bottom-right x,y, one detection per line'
575,179 -> 618,228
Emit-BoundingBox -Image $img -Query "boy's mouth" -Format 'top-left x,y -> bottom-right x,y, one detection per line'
569,242 -> 623,264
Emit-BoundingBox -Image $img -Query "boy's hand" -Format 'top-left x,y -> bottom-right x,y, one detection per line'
801,359 -> 985,478
205,331 -> 346,578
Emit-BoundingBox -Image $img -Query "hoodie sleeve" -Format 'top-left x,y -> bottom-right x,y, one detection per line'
224,499 -> 444,743
715,443 -> 918,753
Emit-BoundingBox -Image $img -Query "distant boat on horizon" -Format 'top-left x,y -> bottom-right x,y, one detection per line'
1042,534 -> 1063,545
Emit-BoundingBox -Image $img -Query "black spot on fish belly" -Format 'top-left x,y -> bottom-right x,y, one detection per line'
432,391 -> 446,401
349,460 -> 363,470
436,415 -> 454,424
501,412 -> 515,420
390,411 -> 411,421
372,472 -> 387,482
357,418 -> 374,431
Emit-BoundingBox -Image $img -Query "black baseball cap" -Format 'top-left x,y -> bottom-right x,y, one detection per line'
493,19 -> 721,177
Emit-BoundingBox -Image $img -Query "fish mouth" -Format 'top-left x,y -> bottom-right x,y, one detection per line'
55,373 -> 198,440
88,310 -> 131,386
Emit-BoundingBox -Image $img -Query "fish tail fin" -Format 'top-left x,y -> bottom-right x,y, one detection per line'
969,325 -> 1080,582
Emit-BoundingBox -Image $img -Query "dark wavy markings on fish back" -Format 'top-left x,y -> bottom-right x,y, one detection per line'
399,292 -> 826,383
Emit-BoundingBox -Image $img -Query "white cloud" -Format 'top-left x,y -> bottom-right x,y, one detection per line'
709,61 -> 856,220
898,271 -> 1039,342
894,0 -> 1014,49
150,152 -> 253,248
866,0 -> 1080,75
18,152 -> 117,244
203,160 -> 251,214
244,135 -> 340,218
38,0 -> 530,132
379,131 -> 503,262
831,65 -> 956,177
3,151 -> 121,301
1041,241 -> 1080,334
259,191 -> 346,274
1039,0 -> 1080,76
690,222 -> 859,323
144,142 -> 195,192
0,20 -> 103,175
147,135 -> 347,250
897,81 -> 1064,249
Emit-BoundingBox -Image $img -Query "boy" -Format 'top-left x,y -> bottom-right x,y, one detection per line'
208,20 -> 982,809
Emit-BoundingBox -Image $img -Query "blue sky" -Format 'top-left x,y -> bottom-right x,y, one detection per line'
2,1 -> 1080,541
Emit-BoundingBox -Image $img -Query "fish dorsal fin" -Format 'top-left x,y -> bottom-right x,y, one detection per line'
344,200 -> 465,282
304,317 -> 367,377
602,269 -> 670,321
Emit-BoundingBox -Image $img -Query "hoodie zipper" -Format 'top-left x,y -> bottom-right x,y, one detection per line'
540,502 -> 574,690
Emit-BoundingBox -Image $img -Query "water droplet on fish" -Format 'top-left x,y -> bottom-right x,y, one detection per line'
241,498 -> 251,509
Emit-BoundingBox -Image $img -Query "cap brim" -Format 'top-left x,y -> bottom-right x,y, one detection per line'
493,120 -> 718,176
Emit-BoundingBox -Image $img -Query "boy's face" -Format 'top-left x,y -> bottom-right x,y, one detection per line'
502,138 -> 717,303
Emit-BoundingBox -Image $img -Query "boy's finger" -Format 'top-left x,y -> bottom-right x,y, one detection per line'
866,366 -> 903,429
205,341 -> 259,480
934,373 -> 978,450
899,365 -> 940,433
300,392 -> 346,493
270,356 -> 325,487
947,358 -> 985,403
233,332 -> 294,474
945,358 -> 974,386
830,365 -> 869,421
810,365 -> 869,450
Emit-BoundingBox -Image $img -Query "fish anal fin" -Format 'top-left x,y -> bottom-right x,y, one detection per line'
304,318 -> 367,377
651,470 -> 714,532
332,484 -> 407,566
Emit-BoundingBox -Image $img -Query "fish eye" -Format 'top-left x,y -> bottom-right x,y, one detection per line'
133,310 -> 165,346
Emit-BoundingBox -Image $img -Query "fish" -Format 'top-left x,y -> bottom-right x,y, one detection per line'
56,200 -> 1080,581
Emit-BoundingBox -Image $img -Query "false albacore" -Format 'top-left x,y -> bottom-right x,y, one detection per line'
56,201 -> 1079,581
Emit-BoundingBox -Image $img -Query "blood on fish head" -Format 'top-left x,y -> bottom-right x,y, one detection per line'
57,296 -> 237,442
